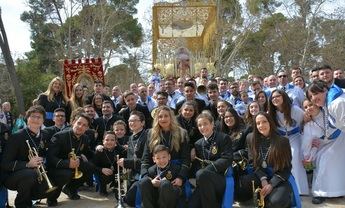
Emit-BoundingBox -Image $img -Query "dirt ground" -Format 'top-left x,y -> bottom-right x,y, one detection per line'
7,187 -> 345,208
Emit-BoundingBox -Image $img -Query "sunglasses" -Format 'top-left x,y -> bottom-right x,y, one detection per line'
278,75 -> 287,78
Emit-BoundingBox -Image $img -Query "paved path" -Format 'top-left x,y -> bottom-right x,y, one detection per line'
8,188 -> 345,208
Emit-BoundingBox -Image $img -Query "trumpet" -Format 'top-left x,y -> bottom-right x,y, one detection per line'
232,157 -> 248,171
252,181 -> 265,208
115,155 -> 129,208
69,148 -> 83,179
26,140 -> 57,193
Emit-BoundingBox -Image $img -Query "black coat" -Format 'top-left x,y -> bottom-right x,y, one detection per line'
194,131 -> 233,175
94,114 -> 124,145
119,104 -> 153,132
147,162 -> 181,182
124,129 -> 148,174
91,145 -> 126,175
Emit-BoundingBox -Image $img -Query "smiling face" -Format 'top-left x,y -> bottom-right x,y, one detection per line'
158,109 -> 171,131
217,102 -> 228,117
303,100 -> 320,118
308,90 -> 327,107
197,117 -> 214,138
257,92 -> 266,105
103,133 -> 116,150
72,116 -> 89,137
249,102 -> 260,116
52,81 -> 62,93
153,150 -> 171,169
271,91 -> 283,107
255,114 -> 270,137
224,111 -> 235,128
181,105 -> 195,120
128,115 -> 144,134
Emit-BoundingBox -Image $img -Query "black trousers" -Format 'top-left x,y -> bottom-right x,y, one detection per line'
240,173 -> 291,208
4,168 -> 56,208
189,169 -> 226,208
124,180 -> 139,207
97,173 -> 114,193
140,177 -> 181,208
47,160 -> 94,200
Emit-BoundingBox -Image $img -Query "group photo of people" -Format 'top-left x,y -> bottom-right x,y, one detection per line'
1,64 -> 345,208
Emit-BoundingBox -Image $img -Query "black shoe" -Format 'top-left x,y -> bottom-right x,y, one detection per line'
47,199 -> 58,207
99,191 -> 109,197
62,186 -> 80,200
312,197 -> 325,204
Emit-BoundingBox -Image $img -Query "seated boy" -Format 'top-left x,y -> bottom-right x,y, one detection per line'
140,145 -> 182,208
91,131 -> 126,196
113,121 -> 129,150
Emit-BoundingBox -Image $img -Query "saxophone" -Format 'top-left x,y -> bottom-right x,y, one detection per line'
252,181 -> 265,208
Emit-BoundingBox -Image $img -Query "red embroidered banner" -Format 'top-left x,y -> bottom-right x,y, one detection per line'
63,58 -> 104,98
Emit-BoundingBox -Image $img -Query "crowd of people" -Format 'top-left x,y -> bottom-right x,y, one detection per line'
0,64 -> 345,208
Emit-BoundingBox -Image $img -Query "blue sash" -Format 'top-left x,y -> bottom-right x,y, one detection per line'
288,175 -> 301,208
135,176 -> 142,208
327,84 -> 343,106
171,159 -> 192,199
222,167 -> 234,208
320,129 -> 341,140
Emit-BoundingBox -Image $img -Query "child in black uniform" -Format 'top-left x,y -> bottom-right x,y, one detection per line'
140,145 -> 182,208
92,131 -> 126,196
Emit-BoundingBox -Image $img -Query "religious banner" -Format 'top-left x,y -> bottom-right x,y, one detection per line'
63,58 -> 104,98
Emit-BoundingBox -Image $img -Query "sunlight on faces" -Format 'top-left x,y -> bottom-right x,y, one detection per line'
184,86 -> 195,101
308,90 -> 327,107
75,86 -> 84,98
125,95 -> 137,109
256,114 -> 270,137
207,89 -> 219,101
294,77 -> 305,89
128,115 -> 144,133
114,123 -> 126,138
153,150 -> 171,169
103,133 -> 116,150
27,113 -> 44,130
224,111 -> 235,128
101,103 -> 113,116
271,92 -> 283,107
249,102 -> 260,116
318,69 -> 333,84
257,92 -> 266,105
84,106 -> 96,118
158,110 -> 171,131
303,100 -> 320,117
181,105 -> 195,120
197,117 -> 214,138
52,81 -> 62,93
72,116 -> 89,137
216,102 -> 228,117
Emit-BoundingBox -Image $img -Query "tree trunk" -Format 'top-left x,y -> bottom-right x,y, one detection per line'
0,9 -> 26,115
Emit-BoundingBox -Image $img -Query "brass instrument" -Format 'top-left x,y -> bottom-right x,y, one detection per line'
115,155 -> 129,208
195,156 -> 211,168
26,140 -> 57,193
252,181 -> 265,208
69,148 -> 83,179
232,157 -> 248,171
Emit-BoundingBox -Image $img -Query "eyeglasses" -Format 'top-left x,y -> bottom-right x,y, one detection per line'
29,115 -> 43,120
272,95 -> 282,99
278,75 -> 287,78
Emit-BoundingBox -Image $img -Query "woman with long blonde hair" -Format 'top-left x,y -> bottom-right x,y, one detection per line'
68,83 -> 84,112
37,77 -> 69,126
140,105 -> 190,207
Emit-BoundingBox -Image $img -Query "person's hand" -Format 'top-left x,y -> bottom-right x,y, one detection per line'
261,179 -> 268,188
27,156 -> 43,168
171,178 -> 183,187
95,145 -> 104,152
101,168 -> 113,176
311,138 -> 321,148
80,154 -> 88,162
303,112 -> 312,123
261,183 -> 273,197
69,157 -> 80,169
190,148 -> 196,161
123,144 -> 128,150
117,158 -> 124,167
151,175 -> 161,187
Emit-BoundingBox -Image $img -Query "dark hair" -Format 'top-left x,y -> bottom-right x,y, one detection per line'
268,89 -> 293,127
184,82 -> 196,90
252,112 -> 292,171
255,90 -> 268,112
130,110 -> 145,122
319,64 -> 332,71
83,104 -> 94,109
123,91 -> 135,99
306,80 -> 328,101
73,113 -> 91,127
153,144 -> 170,155
94,80 -> 103,85
180,100 -> 198,117
311,67 -> 320,73
156,91 -> 168,98
220,107 -> 244,135
291,66 -> 302,73
244,101 -> 259,126
103,131 -> 116,139
196,110 -> 214,124
207,83 -> 219,91
26,105 -> 46,120
113,120 -> 127,128
102,100 -> 114,109
293,75 -> 306,88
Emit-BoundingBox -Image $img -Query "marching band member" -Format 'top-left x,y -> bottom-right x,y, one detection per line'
189,111 -> 233,208
1,105 -> 55,207
140,106 -> 190,207
46,113 -> 94,205
140,145 -> 182,208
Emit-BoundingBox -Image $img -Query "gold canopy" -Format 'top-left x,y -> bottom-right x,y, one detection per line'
152,0 -> 217,77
